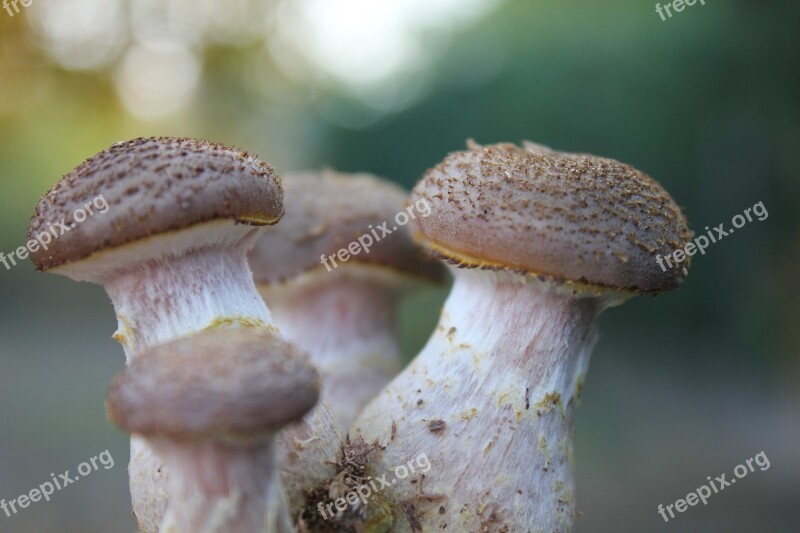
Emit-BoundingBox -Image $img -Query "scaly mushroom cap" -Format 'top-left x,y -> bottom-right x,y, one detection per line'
28,137 -> 284,271
249,170 -> 443,284
106,329 -> 320,441
409,140 -> 693,293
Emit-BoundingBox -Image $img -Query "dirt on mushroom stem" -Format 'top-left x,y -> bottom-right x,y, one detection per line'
298,435 -> 394,532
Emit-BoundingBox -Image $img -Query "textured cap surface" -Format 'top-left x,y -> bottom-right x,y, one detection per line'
409,141 -> 693,293
249,170 -> 443,284
28,137 -> 284,271
106,329 -> 319,440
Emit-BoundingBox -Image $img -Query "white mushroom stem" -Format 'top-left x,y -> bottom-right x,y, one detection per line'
353,267 -> 628,532
55,222 -> 275,361
106,247 -> 274,359
151,439 -> 291,533
261,267 -> 404,429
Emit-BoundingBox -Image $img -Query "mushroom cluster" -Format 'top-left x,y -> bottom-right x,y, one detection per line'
28,137 -> 691,532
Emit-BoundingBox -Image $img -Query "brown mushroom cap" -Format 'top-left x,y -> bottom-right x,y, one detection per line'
27,137 -> 284,271
248,169 -> 443,284
409,141 -> 693,293
106,329 -> 319,441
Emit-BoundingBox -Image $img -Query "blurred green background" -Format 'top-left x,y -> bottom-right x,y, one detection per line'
0,0 -> 798,531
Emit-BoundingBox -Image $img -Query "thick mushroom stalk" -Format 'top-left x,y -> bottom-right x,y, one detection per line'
107,329 -> 319,533
352,141 -> 692,531
263,269 -> 403,427
152,440 -> 285,533
354,268 -> 625,530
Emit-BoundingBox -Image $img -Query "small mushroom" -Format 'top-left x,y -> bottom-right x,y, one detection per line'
27,137 -> 284,533
27,137 -> 284,358
249,170 -> 443,509
106,329 -> 319,533
353,141 -> 692,531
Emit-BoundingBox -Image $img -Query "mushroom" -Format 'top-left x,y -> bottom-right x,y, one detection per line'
249,170 -> 443,429
352,141 -> 692,531
26,137 -> 285,532
106,328 -> 320,533
249,170 -> 442,511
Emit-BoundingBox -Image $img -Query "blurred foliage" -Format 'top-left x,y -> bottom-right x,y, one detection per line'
1,0 -> 796,369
